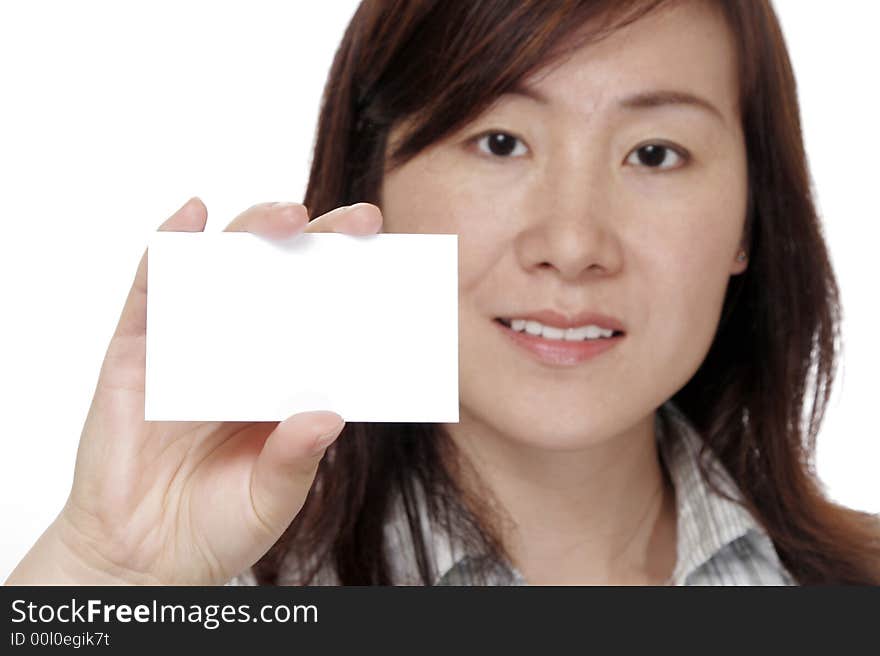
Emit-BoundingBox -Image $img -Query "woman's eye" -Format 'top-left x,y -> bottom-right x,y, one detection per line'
475,132 -> 528,158
625,143 -> 687,170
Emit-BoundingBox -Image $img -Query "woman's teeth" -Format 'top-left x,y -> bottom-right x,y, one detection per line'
507,319 -> 616,341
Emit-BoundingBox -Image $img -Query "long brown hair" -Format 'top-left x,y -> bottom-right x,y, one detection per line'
254,0 -> 880,585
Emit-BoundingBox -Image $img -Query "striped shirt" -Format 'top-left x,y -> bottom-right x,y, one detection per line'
230,401 -> 797,586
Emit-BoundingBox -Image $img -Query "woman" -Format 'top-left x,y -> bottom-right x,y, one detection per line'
7,0 -> 880,586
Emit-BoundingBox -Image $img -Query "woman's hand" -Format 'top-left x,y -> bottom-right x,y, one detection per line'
5,198 -> 383,585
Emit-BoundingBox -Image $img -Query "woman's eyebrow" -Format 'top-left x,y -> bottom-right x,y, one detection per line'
507,83 -> 550,105
507,84 -> 725,125
617,90 -> 725,124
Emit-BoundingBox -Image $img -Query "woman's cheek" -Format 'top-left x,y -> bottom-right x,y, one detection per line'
431,180 -> 525,285
634,231 -> 727,366
672,254 -> 731,359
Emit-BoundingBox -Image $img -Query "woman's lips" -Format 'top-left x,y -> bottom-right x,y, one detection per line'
493,318 -> 624,366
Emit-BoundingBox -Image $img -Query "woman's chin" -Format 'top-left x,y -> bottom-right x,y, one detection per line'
459,403 -> 649,454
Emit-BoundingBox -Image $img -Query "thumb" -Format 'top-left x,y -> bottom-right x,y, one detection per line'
113,196 -> 208,341
248,411 -> 345,537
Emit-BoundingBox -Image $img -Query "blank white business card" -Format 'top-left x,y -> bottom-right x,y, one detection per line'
145,231 -> 459,422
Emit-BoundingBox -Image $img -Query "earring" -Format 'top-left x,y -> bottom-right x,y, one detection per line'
736,250 -> 747,262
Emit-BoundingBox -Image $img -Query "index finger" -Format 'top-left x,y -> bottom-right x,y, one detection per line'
113,197 -> 208,340
304,203 -> 383,235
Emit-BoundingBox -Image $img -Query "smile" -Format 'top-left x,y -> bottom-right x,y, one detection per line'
494,318 -> 624,367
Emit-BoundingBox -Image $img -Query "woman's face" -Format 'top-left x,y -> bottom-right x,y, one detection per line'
379,0 -> 748,451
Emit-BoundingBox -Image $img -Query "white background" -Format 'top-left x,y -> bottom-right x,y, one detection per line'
1,1 -> 877,580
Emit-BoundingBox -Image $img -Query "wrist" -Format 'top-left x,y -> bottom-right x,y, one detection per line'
5,511 -> 158,586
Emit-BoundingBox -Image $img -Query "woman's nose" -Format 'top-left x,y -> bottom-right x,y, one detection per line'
514,168 -> 624,282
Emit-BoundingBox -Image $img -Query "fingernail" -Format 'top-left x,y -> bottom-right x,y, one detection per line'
311,419 -> 345,455
275,202 -> 308,223
178,197 -> 197,213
